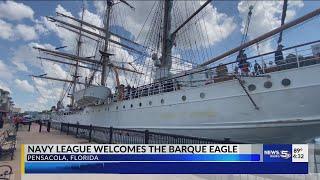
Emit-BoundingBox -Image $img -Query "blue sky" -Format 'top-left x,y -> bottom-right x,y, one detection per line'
0,0 -> 319,112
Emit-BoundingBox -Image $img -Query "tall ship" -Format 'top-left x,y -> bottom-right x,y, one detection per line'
33,0 -> 320,143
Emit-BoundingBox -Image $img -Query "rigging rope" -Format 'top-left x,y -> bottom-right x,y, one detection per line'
278,0 -> 288,45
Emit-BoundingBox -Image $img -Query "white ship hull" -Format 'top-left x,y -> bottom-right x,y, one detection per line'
52,64 -> 320,143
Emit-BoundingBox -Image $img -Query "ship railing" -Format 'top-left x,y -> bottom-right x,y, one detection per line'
110,79 -> 179,102
57,122 -> 240,144
108,41 -> 320,103
208,40 -> 320,84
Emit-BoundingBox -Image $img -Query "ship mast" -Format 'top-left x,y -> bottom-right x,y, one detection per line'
101,1 -> 112,86
277,0 -> 288,46
158,0 -> 173,79
71,5 -> 85,106
156,0 -> 213,80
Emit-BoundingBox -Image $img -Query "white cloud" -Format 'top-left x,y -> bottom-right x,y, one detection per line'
0,1 -> 34,21
15,24 -> 38,41
0,19 -> 39,41
12,42 -> 55,72
0,80 -> 11,93
14,79 -> 35,93
175,2 -> 237,47
12,45 -> 35,72
93,1 -> 106,15
0,59 -> 13,80
42,5 -> 78,52
109,1 -> 155,39
237,1 -> 304,53
204,7 -> 237,44
31,77 -> 67,111
0,19 -> 14,40
34,19 -> 49,35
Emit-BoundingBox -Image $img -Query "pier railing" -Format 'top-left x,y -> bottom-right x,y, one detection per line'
53,122 -> 238,144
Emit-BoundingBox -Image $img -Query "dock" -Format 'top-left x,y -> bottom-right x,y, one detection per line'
0,123 -> 88,180
0,122 -> 319,180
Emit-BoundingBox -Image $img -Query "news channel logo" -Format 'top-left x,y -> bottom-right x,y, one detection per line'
263,144 -> 292,162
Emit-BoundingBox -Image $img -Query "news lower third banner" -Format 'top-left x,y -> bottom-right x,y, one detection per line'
21,144 -> 308,174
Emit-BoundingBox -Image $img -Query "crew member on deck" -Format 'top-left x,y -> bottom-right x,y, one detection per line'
237,49 -> 249,75
254,60 -> 262,75
275,44 -> 285,66
126,85 -> 131,100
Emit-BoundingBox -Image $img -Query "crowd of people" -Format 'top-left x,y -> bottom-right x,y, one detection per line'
113,80 -> 178,102
233,49 -> 264,76
234,44 -> 286,76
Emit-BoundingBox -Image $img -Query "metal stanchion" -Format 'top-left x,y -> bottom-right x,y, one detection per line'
28,122 -> 31,131
89,124 -> 93,142
67,123 -> 70,135
47,121 -> 51,132
109,127 -> 113,144
76,122 -> 79,138
144,130 -> 149,144
39,121 -> 42,132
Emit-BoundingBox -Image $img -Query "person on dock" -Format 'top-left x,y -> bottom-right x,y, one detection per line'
0,114 -> 3,129
13,115 -> 21,131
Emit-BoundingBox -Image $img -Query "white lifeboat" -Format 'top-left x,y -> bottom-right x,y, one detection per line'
74,86 -> 111,106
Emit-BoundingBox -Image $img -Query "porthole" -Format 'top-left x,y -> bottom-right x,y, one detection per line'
161,99 -> 165,104
200,92 -> 205,99
130,104 -> 133,108
182,95 -> 187,101
264,81 -> 272,89
123,105 -> 125,109
282,78 -> 291,87
149,101 -> 152,106
248,84 -> 256,91
139,102 -> 142,107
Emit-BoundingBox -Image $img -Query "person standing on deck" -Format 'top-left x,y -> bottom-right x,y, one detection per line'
254,60 -> 262,75
275,44 -> 285,66
237,49 -> 249,75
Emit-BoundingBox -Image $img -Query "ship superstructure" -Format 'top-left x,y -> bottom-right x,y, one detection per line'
34,0 -> 320,143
